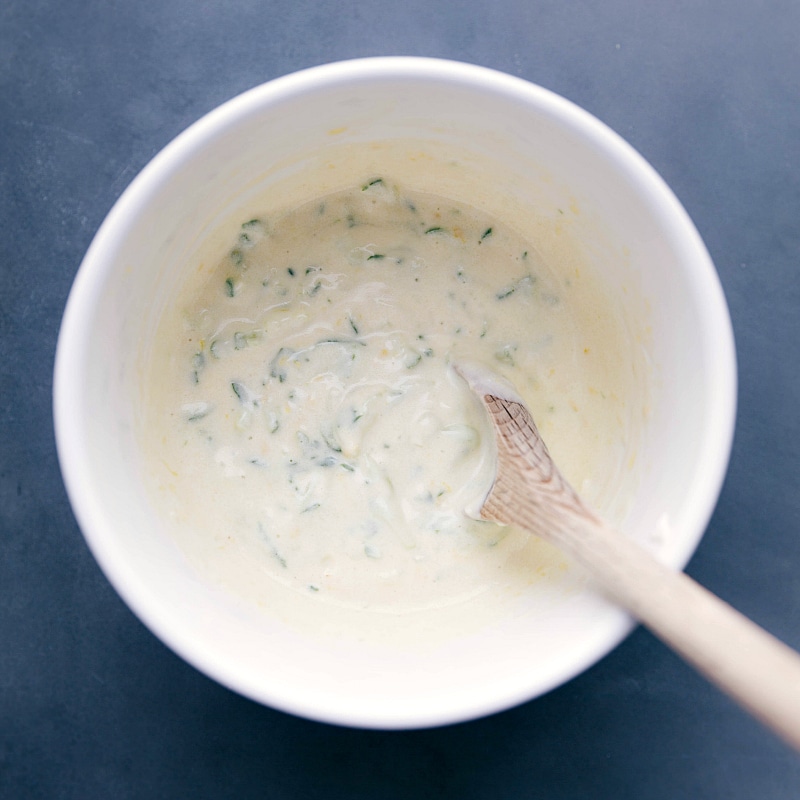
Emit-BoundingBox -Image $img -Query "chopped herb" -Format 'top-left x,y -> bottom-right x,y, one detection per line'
362,177 -> 384,190
209,340 -> 220,358
230,249 -> 244,267
287,267 -> 295,277
258,523 -> 287,568
309,584 -> 320,592
269,347 -> 294,382
340,463 -> 355,472
424,226 -> 444,234
302,503 -> 321,514
405,352 -> 422,369
348,315 -> 359,335
242,218 -> 263,230
315,337 -> 366,347
367,253 -> 385,261
480,227 -> 493,241
321,430 -> 342,453
182,402 -> 212,421
307,280 -> 323,296
496,285 -> 516,300
233,331 -> 259,350
496,274 -> 534,300
495,344 -> 517,366
231,381 -> 246,400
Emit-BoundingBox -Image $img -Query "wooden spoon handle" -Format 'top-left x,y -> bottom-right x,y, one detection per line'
546,510 -> 800,752
480,392 -> 800,752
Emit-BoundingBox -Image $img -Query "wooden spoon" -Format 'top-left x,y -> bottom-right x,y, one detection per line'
456,363 -> 800,752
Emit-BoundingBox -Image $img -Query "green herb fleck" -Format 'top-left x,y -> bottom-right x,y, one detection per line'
496,274 -> 534,300
362,177 -> 384,190
424,226 -> 444,235
234,331 -> 260,350
348,315 -> 359,335
231,381 -> 246,401
230,249 -> 244,267
287,267 -> 296,277
182,402 -> 212,421
269,347 -> 293,383
495,344 -> 518,366
367,253 -> 385,261
258,523 -> 287,568
224,277 -> 236,297
480,227 -> 493,241
322,430 -> 342,453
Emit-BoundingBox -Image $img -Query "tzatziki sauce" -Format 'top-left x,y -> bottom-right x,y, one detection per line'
144,177 -> 641,623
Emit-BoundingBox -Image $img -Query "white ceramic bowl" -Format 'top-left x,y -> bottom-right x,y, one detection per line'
54,57 -> 736,728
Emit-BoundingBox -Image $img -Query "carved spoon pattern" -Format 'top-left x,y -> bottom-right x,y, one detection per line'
457,363 -> 800,752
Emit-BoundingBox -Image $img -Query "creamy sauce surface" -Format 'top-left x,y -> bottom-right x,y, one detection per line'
145,178 -> 639,618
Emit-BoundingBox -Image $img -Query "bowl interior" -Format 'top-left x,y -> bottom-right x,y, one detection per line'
54,58 -> 736,728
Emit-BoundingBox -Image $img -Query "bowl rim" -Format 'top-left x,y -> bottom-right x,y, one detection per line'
53,56 -> 737,729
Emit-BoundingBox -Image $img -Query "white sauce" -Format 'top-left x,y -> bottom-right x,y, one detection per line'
145,178 -> 642,621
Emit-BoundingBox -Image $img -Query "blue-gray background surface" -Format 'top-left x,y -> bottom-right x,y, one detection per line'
2,1 -> 799,797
